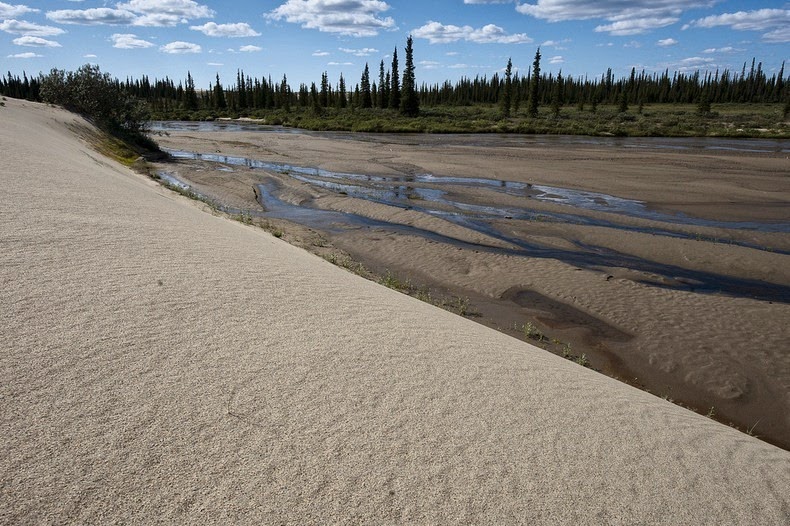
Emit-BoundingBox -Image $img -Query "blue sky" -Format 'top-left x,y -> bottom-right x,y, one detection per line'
2,1 -> 788,90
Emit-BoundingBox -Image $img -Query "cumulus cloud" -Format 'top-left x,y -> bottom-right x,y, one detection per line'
160,40 -> 201,53
549,55 -> 564,64
328,61 -> 353,66
413,21 -> 532,44
111,33 -> 155,48
190,22 -> 260,37
312,50 -> 330,56
517,0 -> 715,35
45,0 -> 214,28
684,9 -> 790,43
7,51 -> 42,58
340,47 -> 378,56
0,2 -> 38,18
238,45 -> 262,52
267,0 -> 396,37
47,8 -> 137,25
12,35 -> 61,47
84,54 -> 98,58
657,38 -> 678,46
0,19 -> 66,36
118,0 -> 214,20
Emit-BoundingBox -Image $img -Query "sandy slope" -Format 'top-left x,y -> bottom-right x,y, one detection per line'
1,98 -> 789,524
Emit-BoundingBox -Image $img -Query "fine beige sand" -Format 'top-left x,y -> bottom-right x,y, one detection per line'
2,98 -> 789,524
154,125 -> 790,448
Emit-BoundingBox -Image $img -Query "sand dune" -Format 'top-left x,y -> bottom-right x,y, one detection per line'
1,98 -> 789,524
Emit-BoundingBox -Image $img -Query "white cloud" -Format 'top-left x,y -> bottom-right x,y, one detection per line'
190,22 -> 260,37
541,38 -> 571,48
160,40 -> 201,53
239,45 -> 262,52
340,47 -> 378,56
0,2 -> 38,18
111,33 -> 154,48
595,17 -> 676,36
763,27 -> 790,43
517,0 -> 715,35
267,0 -> 396,37
45,0 -> 214,28
118,0 -> 214,20
312,50 -> 330,56
702,46 -> 738,54
419,60 -> 441,69
328,61 -> 353,66
47,8 -> 137,25
657,38 -> 678,46
549,55 -> 564,64
207,61 -> 223,66
0,19 -> 66,36
685,9 -> 790,43
12,35 -> 61,47
7,51 -> 42,58
413,21 -> 532,44
84,54 -> 97,58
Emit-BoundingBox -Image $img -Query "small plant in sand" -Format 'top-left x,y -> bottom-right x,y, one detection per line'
414,286 -> 433,304
561,342 -> 572,359
522,321 -> 543,341
575,353 -> 589,367
706,406 -> 716,419
746,420 -> 760,437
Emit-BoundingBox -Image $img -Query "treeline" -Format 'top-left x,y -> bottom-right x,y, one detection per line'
2,45 -> 787,119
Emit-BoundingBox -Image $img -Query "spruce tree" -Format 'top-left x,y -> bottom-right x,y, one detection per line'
213,73 -> 226,110
320,71 -> 329,108
389,48 -> 400,109
527,48 -> 541,118
378,60 -> 387,108
361,63 -> 372,108
400,35 -> 419,117
501,57 -> 513,117
337,74 -> 347,109
185,71 -> 198,111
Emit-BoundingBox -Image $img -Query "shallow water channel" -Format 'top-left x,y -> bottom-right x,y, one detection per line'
160,146 -> 790,304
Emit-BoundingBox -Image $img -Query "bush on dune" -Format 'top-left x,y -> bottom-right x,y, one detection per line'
40,64 -> 157,152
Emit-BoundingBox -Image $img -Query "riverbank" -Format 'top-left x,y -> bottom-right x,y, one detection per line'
2,98 -> 790,523
151,124 -> 790,449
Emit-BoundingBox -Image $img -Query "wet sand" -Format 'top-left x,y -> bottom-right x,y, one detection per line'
153,126 -> 790,449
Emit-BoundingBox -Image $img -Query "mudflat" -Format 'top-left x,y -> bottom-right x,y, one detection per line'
153,125 -> 790,449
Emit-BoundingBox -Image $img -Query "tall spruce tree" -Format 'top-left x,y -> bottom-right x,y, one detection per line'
213,73 -> 226,110
378,60 -> 387,108
337,73 -> 347,108
185,71 -> 198,110
360,63 -> 372,108
320,71 -> 329,107
389,48 -> 400,109
501,58 -> 513,117
400,35 -> 419,117
527,48 -> 540,118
